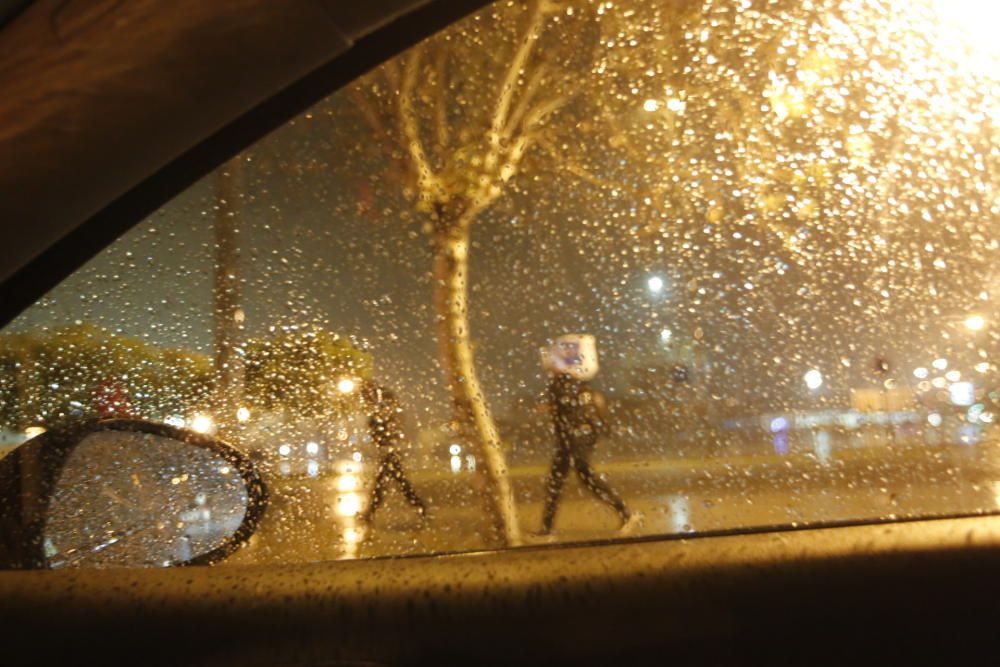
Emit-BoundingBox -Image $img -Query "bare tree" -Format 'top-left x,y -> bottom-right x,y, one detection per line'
213,156 -> 246,431
346,0 -> 588,545
344,0 -> 997,545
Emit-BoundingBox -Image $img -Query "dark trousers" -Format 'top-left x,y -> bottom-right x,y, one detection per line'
366,450 -> 425,517
541,438 -> 630,533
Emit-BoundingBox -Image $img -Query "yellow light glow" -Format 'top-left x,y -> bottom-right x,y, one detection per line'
236,406 -> 251,423
336,493 -> 362,517
190,414 -> 215,434
335,473 -> 359,493
804,369 -> 823,390
337,378 -> 356,394
666,98 -> 686,113
964,314 -> 986,331
934,0 -> 1000,67
24,426 -> 46,439
642,99 -> 659,112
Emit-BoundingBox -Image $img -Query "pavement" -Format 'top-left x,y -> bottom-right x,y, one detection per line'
227,439 -> 1000,565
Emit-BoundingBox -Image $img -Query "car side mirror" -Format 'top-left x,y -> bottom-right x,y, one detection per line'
0,419 -> 267,569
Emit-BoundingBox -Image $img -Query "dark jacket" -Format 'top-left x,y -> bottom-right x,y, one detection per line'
367,387 -> 405,451
548,373 -> 607,448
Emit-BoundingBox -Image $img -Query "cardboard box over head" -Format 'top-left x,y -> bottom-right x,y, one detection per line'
541,334 -> 599,381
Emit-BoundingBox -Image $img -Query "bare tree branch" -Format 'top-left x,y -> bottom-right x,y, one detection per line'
432,46 -> 450,159
501,95 -> 566,183
347,87 -> 389,139
399,47 -> 445,204
535,134 -> 652,195
503,61 -> 548,140
382,59 -> 402,94
485,0 -> 550,170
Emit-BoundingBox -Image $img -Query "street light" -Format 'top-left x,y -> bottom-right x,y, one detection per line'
804,369 -> 824,390
964,314 -> 987,332
647,276 -> 664,294
190,413 -> 215,435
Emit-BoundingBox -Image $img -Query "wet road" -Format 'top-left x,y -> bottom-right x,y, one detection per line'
230,439 -> 1000,564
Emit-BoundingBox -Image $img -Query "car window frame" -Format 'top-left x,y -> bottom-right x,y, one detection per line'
0,0 -> 492,330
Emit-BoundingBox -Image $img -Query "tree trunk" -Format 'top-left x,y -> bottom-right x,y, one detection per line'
212,157 -> 246,430
432,225 -> 522,547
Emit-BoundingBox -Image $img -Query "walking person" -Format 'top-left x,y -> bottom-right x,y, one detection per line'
359,379 -> 428,524
538,334 -> 641,536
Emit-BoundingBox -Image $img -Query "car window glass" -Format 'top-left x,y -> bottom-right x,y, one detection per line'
2,0 -> 999,565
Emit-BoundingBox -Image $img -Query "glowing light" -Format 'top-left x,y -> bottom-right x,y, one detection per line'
306,460 -> 320,477
945,370 -> 961,382
647,276 -> 664,293
448,444 -> 462,456
949,381 -> 975,406
928,413 -> 943,427
190,414 -> 215,435
933,358 -> 948,371
278,444 -> 292,457
218,466 -> 231,475
976,362 -> 991,373
351,451 -> 363,462
770,416 -> 789,433
933,0 -> 1000,66
932,377 -> 948,388
450,455 -> 463,473
804,369 -> 824,390
337,378 -> 356,394
164,415 -> 186,428
236,406 -> 251,423
336,493 -> 362,517
24,426 -> 46,439
965,314 -> 987,331
660,328 -> 673,342
642,99 -> 660,112
666,97 -> 686,113
305,441 -> 320,455
336,473 -> 359,493
343,527 -> 361,545
981,412 -> 995,424
913,367 -> 929,379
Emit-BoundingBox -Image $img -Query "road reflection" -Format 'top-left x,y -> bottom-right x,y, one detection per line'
229,437 -> 1000,565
